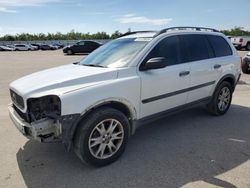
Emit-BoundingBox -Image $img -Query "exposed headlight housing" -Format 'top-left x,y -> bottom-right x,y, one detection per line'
27,95 -> 61,122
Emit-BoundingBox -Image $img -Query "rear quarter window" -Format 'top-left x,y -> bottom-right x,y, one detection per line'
207,35 -> 232,57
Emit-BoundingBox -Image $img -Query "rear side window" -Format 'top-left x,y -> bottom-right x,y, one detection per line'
143,36 -> 183,66
180,34 -> 214,62
207,35 -> 232,57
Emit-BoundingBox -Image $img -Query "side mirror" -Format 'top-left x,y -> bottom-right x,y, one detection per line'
140,57 -> 168,71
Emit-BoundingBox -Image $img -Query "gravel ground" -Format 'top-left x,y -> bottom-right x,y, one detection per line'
0,50 -> 249,188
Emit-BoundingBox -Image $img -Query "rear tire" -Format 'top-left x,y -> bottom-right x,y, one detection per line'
207,81 -> 233,116
73,107 -> 129,166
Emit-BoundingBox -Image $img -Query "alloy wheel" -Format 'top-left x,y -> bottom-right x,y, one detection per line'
217,87 -> 231,111
88,119 -> 124,159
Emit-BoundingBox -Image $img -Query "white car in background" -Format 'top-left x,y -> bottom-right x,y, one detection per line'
0,45 -> 14,51
14,44 -> 31,51
231,36 -> 250,50
28,44 -> 38,51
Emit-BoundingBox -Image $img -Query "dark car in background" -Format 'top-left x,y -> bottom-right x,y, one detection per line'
52,43 -> 64,49
63,40 -> 101,55
40,44 -> 58,50
242,52 -> 250,74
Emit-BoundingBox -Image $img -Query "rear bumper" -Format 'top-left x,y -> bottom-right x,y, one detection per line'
8,105 -> 61,142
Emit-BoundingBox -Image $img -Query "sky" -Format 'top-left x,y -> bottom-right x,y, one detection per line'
0,0 -> 250,36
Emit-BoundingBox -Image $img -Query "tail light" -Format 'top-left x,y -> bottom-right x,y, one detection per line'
239,38 -> 243,43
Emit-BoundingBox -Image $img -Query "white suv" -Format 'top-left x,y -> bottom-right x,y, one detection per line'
9,27 -> 241,166
14,44 -> 31,51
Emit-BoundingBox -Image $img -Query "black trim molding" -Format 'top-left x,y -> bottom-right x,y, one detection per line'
135,96 -> 212,127
142,81 -> 216,104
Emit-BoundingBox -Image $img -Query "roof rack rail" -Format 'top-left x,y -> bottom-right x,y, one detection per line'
121,31 -> 156,37
154,27 -> 219,37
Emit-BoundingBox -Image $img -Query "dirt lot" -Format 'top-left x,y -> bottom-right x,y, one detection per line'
0,50 -> 250,188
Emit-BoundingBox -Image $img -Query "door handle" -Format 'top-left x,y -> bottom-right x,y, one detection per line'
214,64 -> 221,69
179,71 -> 190,77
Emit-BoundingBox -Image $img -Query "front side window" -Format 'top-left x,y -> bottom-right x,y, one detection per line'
142,36 -> 182,67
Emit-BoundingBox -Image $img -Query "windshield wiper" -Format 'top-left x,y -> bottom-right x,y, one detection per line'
82,64 -> 107,68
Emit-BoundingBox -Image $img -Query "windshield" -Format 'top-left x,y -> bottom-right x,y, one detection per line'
79,38 -> 150,68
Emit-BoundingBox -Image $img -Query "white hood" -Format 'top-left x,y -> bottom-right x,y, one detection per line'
10,64 -> 118,98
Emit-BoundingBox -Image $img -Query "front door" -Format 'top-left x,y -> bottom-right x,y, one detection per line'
139,36 -> 191,118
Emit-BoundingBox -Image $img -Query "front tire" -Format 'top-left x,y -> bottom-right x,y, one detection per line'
242,62 -> 249,74
73,107 -> 129,166
207,81 -> 233,116
246,42 -> 250,51
67,49 -> 73,55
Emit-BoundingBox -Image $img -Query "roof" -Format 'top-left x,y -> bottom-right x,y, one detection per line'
119,27 -> 221,39
120,32 -> 157,39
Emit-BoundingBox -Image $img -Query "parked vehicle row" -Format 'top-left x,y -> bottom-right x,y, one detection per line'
0,43 -> 65,51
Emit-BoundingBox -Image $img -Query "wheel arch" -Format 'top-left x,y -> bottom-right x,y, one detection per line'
215,74 -> 236,92
67,98 -> 137,151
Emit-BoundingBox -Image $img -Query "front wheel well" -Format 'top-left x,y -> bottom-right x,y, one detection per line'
72,101 -> 135,144
84,101 -> 134,122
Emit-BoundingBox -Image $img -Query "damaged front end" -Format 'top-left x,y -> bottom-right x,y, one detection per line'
9,95 -> 62,142
9,93 -> 82,151
26,95 -> 62,142
9,95 -> 79,147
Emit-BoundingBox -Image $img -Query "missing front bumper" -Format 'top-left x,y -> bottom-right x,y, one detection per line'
8,105 -> 61,142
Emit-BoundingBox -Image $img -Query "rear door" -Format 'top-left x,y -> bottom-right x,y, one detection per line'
89,41 -> 100,52
180,34 -> 226,103
139,35 -> 191,118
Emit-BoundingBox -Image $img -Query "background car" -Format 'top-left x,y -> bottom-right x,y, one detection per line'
0,45 -> 14,51
242,52 -> 250,74
27,44 -> 38,51
63,40 -> 101,55
31,43 -> 42,50
231,36 -> 250,50
52,43 -> 64,49
14,44 -> 30,51
6,45 -> 16,50
40,44 -> 57,50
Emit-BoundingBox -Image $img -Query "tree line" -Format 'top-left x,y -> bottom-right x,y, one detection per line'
0,30 -> 123,41
0,27 -> 249,41
220,27 -> 250,36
